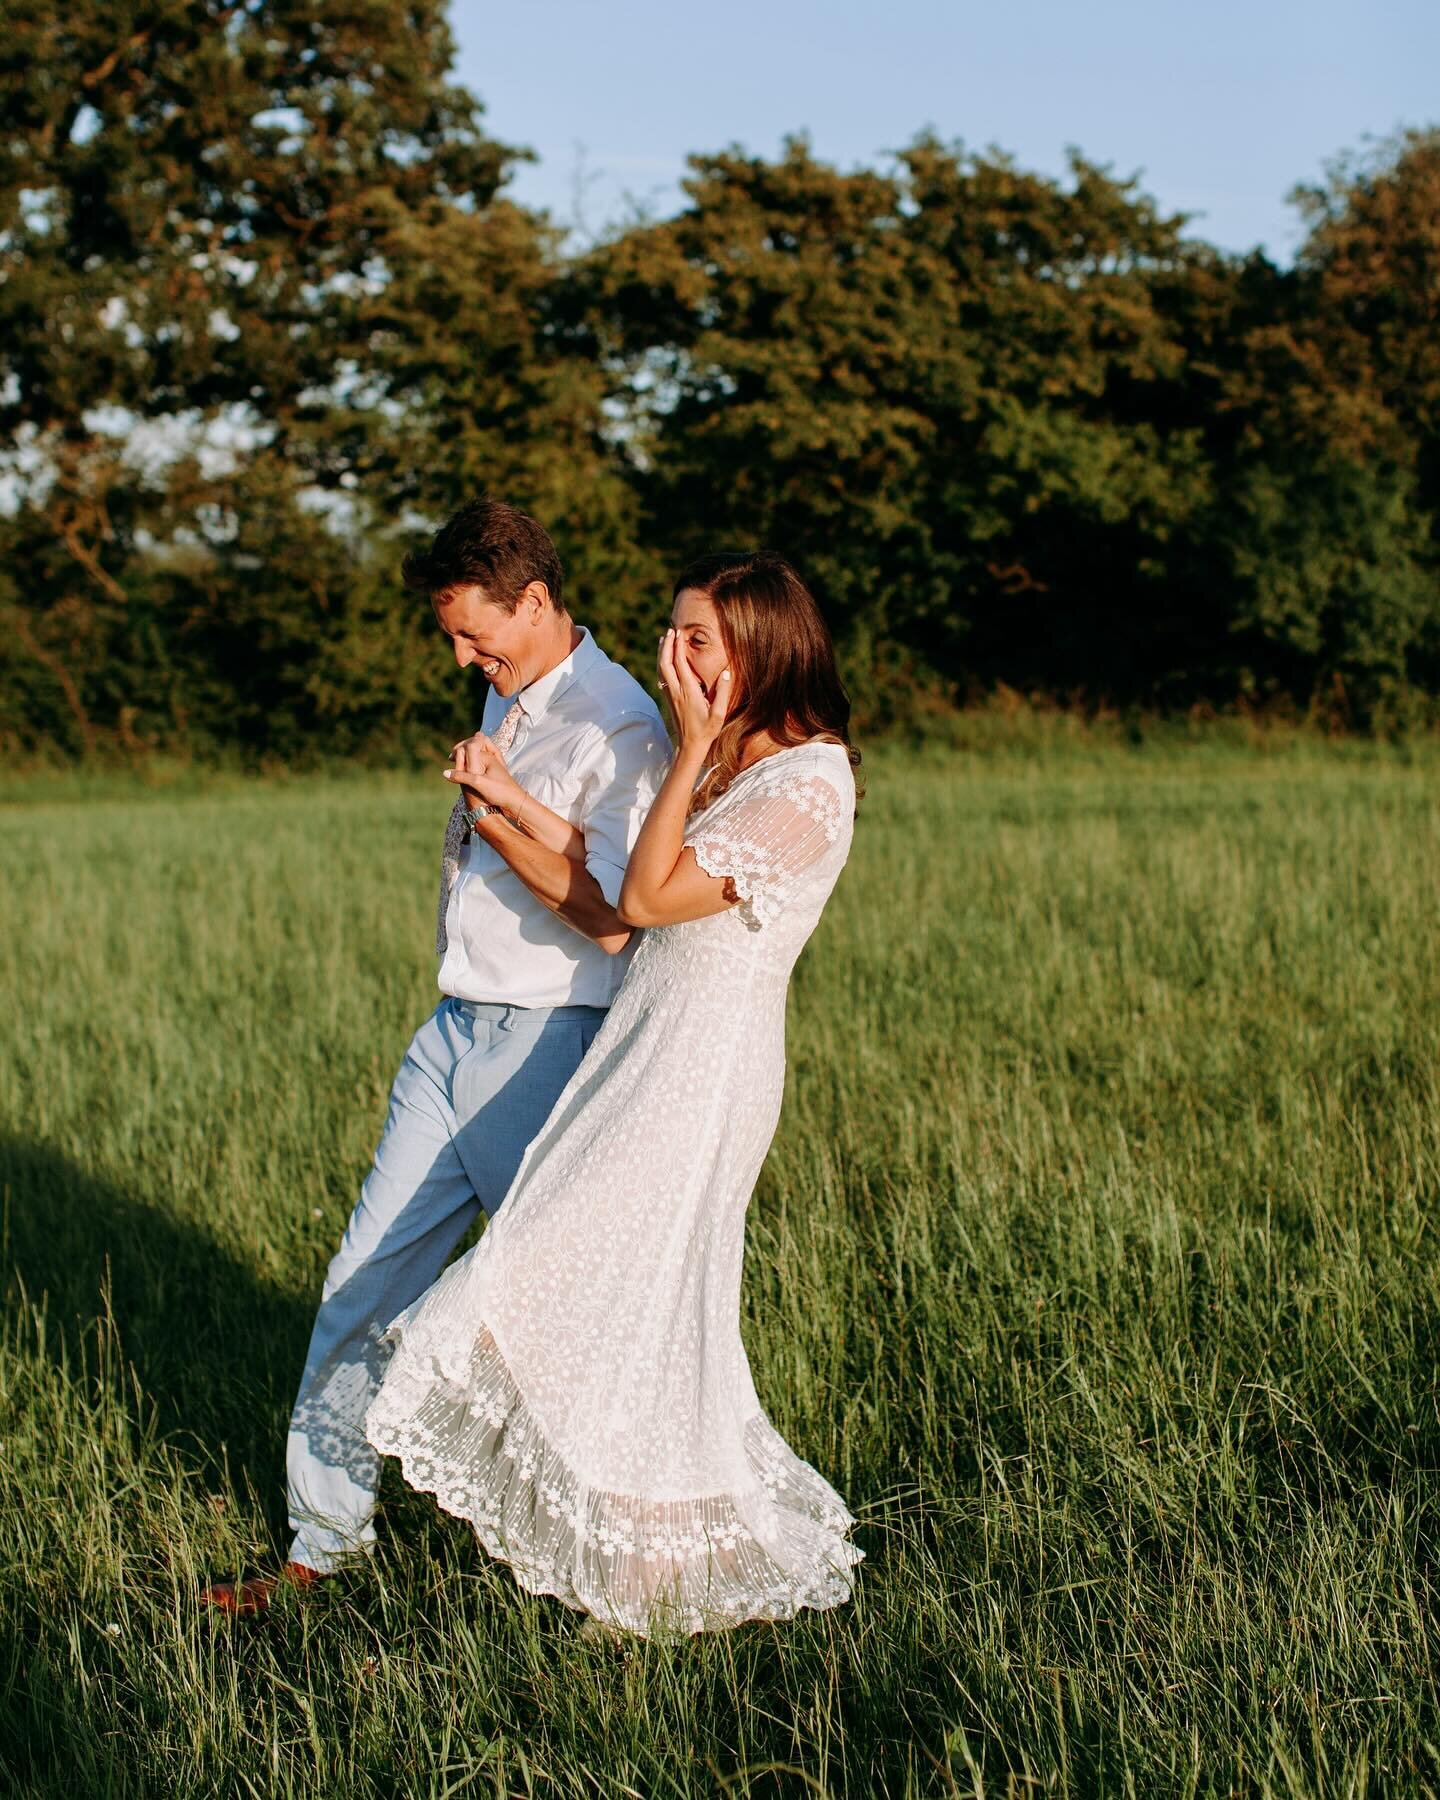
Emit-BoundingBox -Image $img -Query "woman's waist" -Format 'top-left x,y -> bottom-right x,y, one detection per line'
638,920 -> 799,979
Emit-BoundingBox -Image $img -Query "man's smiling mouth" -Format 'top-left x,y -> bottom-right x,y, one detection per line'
480,659 -> 501,677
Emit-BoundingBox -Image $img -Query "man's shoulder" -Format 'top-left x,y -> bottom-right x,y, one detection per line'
566,636 -> 665,731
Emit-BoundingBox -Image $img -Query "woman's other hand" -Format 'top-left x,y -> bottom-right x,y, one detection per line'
658,627 -> 731,754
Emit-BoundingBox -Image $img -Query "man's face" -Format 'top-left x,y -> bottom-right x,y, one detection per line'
433,584 -> 540,698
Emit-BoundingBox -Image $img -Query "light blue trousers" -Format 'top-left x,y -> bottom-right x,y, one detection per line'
286,995 -> 605,1571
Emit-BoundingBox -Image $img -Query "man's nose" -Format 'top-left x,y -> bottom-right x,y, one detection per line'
453,639 -> 474,669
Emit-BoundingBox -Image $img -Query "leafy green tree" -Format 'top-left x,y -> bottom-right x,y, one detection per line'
1191,133 -> 1440,722
0,0 -> 650,757
1271,130 -> 1440,706
1290,131 -> 1440,502
586,136 -> 1218,718
4,18 -> 1438,756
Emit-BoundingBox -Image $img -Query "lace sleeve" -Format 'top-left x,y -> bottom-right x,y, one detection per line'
685,759 -> 851,929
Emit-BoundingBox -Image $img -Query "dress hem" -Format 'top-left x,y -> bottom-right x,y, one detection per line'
365,1317 -> 864,1640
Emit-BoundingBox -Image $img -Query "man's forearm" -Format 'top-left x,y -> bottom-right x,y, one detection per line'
472,814 -> 632,953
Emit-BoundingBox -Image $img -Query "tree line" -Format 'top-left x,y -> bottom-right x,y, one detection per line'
4,2 -> 1438,758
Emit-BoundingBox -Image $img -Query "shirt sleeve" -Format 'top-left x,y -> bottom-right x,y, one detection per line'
686,763 -> 851,930
579,710 -> 673,908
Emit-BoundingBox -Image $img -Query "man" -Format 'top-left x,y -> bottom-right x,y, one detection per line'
204,499 -> 671,1613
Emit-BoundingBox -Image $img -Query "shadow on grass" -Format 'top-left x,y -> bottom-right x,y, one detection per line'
0,1134 -> 495,1567
0,1138 -> 957,1797
0,1133 -> 312,1515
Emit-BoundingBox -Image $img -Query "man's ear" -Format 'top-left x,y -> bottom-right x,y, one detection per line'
522,579 -> 550,621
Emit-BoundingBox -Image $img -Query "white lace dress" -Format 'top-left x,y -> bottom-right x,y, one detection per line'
364,740 -> 862,1635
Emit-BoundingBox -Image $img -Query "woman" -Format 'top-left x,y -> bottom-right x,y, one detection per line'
365,551 -> 863,1636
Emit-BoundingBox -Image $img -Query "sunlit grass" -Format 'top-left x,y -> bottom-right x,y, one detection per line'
2,743 -> 1438,1795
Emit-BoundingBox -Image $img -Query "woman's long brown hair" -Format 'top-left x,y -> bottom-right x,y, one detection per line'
673,551 -> 861,814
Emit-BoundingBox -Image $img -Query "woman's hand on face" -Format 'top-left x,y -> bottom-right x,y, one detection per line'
444,733 -> 524,812
658,628 -> 731,753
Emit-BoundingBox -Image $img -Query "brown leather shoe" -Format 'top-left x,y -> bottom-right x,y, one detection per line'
200,1561 -> 325,1618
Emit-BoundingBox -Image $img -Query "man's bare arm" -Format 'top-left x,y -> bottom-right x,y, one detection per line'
445,731 -> 589,863
469,811 -> 632,955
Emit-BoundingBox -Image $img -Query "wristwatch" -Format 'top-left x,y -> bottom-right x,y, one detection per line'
463,802 -> 493,834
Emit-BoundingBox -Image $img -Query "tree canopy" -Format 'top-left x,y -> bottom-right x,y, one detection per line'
2,5 -> 1436,755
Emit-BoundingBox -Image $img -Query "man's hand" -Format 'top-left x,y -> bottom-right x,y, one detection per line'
441,732 -> 632,954
446,733 -> 525,817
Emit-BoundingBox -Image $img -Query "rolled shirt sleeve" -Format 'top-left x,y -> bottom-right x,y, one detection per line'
579,710 -> 673,907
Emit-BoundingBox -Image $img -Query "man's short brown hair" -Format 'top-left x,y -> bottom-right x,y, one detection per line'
401,499 -> 566,614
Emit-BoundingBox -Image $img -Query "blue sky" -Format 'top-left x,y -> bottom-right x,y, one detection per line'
450,0 -> 1438,262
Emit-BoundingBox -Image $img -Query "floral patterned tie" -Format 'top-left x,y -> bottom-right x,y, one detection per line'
435,698 -> 525,958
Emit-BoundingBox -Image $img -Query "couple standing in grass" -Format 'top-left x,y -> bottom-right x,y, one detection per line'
203,498 -> 862,1637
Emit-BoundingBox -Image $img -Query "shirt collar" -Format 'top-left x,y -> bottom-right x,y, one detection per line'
504,625 -> 601,728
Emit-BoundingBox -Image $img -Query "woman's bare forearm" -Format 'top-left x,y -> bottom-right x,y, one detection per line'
617,742 -> 709,922
618,628 -> 737,928
444,768 -> 587,863
471,811 -> 632,953
501,790 -> 587,863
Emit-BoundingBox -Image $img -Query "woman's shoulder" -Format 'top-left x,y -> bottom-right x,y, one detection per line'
727,738 -> 856,829
688,737 -> 856,830
747,735 -> 851,771
747,737 -> 855,793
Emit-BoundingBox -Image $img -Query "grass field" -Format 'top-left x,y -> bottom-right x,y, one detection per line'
2,742 -> 1439,1796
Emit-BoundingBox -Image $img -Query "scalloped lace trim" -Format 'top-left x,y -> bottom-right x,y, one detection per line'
684,763 -> 850,932
365,1318 -> 863,1638
689,836 -> 778,929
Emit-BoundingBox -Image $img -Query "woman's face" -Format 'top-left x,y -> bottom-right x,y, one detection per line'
670,589 -> 732,700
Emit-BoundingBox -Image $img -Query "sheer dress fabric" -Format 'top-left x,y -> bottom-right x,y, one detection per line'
364,740 -> 862,1636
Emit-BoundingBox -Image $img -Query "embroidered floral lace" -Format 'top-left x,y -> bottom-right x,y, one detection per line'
366,741 -> 862,1636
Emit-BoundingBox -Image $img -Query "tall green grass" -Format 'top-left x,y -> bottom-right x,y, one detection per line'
2,745 -> 1438,1796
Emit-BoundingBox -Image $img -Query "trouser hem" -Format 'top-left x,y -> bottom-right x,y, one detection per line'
287,1531 -> 377,1576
